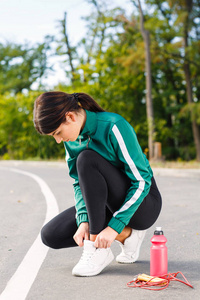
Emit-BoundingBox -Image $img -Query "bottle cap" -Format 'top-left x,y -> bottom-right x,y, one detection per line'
154,227 -> 164,235
156,227 -> 162,231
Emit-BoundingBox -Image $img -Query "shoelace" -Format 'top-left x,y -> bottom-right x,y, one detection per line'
79,251 -> 94,264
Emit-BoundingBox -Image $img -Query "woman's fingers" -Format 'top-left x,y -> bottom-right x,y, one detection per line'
73,222 -> 89,247
94,227 -> 118,248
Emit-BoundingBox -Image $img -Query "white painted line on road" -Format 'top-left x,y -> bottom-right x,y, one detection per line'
0,168 -> 59,300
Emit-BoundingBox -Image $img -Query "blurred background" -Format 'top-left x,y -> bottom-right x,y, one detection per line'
0,0 -> 200,162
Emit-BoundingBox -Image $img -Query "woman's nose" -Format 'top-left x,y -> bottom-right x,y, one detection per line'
55,137 -> 63,144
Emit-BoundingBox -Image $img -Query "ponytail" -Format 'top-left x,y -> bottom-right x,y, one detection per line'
33,91 -> 105,135
74,93 -> 104,113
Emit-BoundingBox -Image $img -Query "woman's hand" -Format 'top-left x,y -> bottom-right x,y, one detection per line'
94,227 -> 118,248
73,222 -> 89,247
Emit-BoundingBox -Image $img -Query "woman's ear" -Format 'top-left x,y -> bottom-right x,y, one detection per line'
65,112 -> 76,123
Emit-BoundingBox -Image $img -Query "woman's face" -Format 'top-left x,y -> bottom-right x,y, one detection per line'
48,111 -> 84,144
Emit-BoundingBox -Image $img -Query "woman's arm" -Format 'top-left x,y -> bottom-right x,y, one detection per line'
108,119 -> 153,234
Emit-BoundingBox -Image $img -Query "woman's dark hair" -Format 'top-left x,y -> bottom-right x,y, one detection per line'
33,91 -> 105,134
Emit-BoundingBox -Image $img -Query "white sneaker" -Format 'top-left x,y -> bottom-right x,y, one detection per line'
116,229 -> 146,264
72,240 -> 114,276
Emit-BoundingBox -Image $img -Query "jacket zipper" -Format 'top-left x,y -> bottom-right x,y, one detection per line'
86,136 -> 91,149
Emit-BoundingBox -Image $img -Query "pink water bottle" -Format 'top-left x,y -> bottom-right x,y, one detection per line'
150,227 -> 167,276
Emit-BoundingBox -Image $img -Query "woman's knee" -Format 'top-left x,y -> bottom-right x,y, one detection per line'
41,223 -> 59,249
76,150 -> 98,174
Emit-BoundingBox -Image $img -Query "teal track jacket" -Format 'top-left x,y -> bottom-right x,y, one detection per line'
64,110 -> 153,234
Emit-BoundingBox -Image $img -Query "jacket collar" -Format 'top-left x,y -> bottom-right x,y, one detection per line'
80,110 -> 97,137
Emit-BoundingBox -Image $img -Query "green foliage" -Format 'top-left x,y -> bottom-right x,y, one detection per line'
0,37 -> 53,94
1,0 -> 200,161
0,92 -> 65,159
180,102 -> 200,124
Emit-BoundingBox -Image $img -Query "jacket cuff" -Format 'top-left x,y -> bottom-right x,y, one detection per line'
76,213 -> 89,227
108,217 -> 125,234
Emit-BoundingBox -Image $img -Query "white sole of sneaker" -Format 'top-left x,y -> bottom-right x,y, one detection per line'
116,249 -> 139,264
72,250 -> 114,277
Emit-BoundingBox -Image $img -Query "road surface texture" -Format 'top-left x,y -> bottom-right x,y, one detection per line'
0,160 -> 199,300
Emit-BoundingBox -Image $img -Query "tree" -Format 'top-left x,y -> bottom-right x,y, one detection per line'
181,0 -> 200,160
0,37 -> 53,94
56,12 -> 78,86
143,0 -> 200,160
78,1 -> 125,84
133,0 -> 155,160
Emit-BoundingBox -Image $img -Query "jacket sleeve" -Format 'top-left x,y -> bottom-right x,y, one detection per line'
108,119 -> 153,234
73,180 -> 89,226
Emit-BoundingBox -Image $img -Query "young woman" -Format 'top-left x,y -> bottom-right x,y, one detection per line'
33,91 -> 162,277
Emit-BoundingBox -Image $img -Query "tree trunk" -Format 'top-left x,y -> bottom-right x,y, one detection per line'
183,0 -> 200,161
63,12 -> 76,84
137,0 -> 154,160
184,61 -> 200,160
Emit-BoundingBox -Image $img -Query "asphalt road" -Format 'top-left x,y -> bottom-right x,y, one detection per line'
0,160 -> 200,300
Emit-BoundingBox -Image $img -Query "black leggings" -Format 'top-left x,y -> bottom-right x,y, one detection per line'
41,150 -> 162,249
